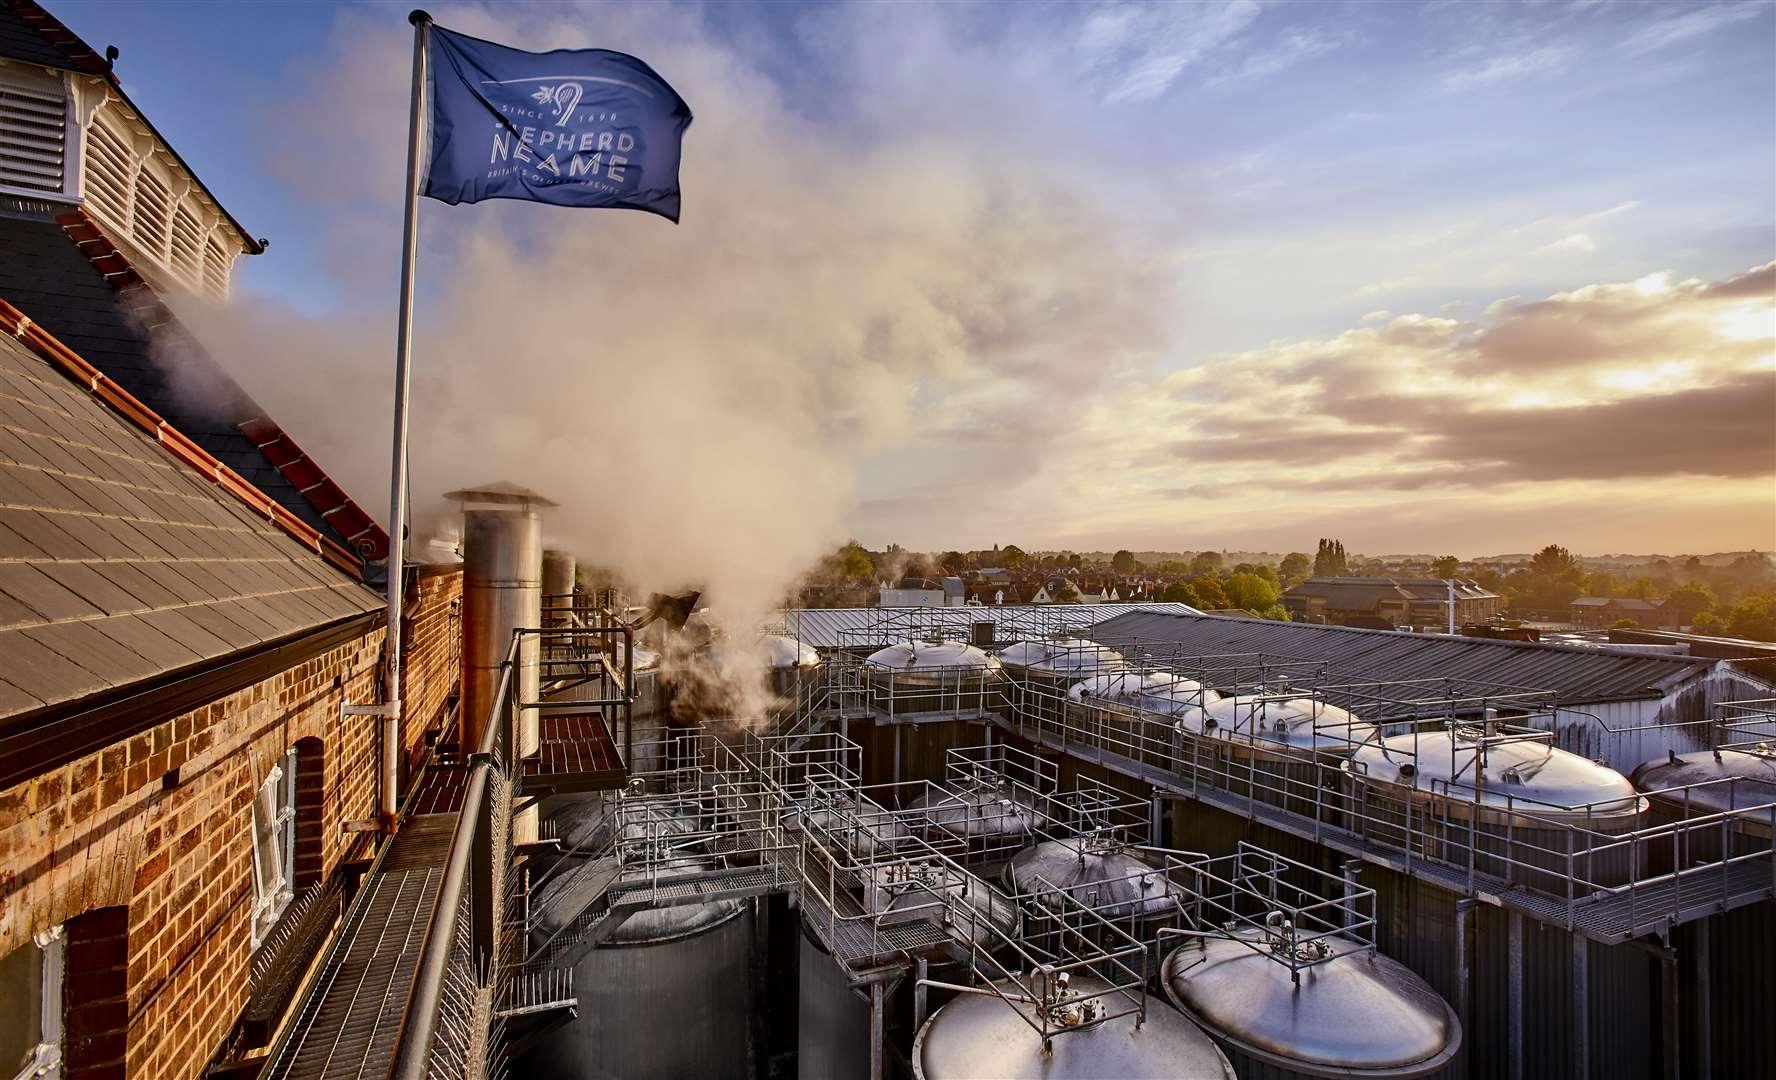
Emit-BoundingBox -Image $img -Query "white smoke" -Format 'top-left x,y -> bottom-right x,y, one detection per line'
167,2 -> 1177,697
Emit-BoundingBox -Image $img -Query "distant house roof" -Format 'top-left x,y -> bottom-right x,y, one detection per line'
1573,597 -> 1665,611
0,322 -> 381,721
1284,576 -> 1499,607
0,215 -> 384,560
1088,610 -> 1712,709
890,577 -> 944,591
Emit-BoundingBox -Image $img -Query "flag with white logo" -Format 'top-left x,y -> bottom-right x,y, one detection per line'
422,25 -> 693,221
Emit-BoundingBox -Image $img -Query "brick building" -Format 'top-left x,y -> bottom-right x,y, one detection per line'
1570,596 -> 1681,630
0,4 -> 464,1077
1282,576 -> 1504,628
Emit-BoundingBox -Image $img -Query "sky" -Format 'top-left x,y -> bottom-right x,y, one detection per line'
49,0 -> 1776,562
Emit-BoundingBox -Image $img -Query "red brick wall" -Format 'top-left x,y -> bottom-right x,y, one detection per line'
401,567 -> 463,768
0,566 -> 464,1079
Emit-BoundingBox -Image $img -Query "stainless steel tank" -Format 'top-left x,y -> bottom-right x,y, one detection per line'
783,790 -> 913,859
1022,642 -> 1125,726
1629,744 -> 1775,872
798,921 -> 869,1080
914,972 -> 1237,1079
1003,836 -> 1186,920
1066,673 -> 1218,770
1162,929 -> 1462,1079
1186,695 -> 1376,819
862,639 -> 1003,719
905,780 -> 1048,850
870,859 -> 1021,950
525,804 -> 756,1080
1346,728 -> 1646,893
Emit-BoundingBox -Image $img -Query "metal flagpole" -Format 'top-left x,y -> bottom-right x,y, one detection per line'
380,9 -> 432,828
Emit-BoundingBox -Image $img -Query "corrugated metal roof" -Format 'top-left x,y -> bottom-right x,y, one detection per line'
1088,610 -> 1713,706
0,330 -> 380,720
772,603 -> 1202,649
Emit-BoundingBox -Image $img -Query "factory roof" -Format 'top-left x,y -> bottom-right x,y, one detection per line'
0,311 -> 381,723
1089,609 -> 1713,706
774,603 -> 1202,649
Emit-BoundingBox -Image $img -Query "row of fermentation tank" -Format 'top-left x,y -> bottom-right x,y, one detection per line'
855,632 -> 1776,893
556,624 -> 1772,1078
522,782 -> 1467,1080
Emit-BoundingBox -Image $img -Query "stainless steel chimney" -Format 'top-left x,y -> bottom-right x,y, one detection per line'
448,485 -> 554,755
542,548 -> 576,626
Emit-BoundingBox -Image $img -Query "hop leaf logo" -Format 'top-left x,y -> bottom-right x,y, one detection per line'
531,86 -> 556,106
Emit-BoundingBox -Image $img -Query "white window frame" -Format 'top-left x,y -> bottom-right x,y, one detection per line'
0,63 -> 75,203
250,747 -> 298,949
7,925 -> 62,1080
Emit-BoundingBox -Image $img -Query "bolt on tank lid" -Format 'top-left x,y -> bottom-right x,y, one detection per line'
914,972 -> 1237,1080
1163,928 -> 1461,1076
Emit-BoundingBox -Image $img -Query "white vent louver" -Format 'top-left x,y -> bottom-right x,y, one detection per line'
82,102 -> 241,301
203,236 -> 231,298
83,115 -> 133,225
0,80 -> 67,195
170,204 -> 203,285
132,167 -> 171,258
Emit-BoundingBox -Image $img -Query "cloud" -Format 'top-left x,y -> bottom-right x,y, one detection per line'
1354,276 -> 1418,299
1537,233 -> 1596,255
1078,0 -> 1262,103
1441,45 -> 1572,92
1621,2 -> 1768,57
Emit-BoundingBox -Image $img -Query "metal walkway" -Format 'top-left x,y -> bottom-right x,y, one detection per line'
261,815 -> 457,1080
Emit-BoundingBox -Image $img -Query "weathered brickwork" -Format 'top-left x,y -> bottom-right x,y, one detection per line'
0,566 -> 464,1079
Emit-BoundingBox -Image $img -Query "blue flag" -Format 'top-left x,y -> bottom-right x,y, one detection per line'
422,25 -> 692,222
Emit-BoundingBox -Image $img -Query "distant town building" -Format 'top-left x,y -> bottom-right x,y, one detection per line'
1569,597 -> 1681,630
1282,577 -> 1503,629
879,576 -> 965,607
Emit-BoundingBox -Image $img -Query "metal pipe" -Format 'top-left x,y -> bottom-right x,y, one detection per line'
1691,917 -> 1710,1080
1571,933 -> 1589,1080
1454,898 -> 1475,1080
914,957 -> 929,1030
868,978 -> 884,1080
1508,911 -> 1524,1080
378,6 -> 431,829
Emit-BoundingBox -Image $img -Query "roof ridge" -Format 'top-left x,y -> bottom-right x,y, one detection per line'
0,295 -> 364,578
52,208 -> 387,560
1,0 -> 111,75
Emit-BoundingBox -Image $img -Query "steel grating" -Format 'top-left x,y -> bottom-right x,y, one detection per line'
522,712 -> 626,795
261,815 -> 457,1080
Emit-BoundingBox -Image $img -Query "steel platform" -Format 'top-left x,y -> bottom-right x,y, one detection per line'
521,712 -> 627,795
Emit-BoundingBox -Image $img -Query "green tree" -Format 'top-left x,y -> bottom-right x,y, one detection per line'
1664,584 -> 1716,625
1313,538 -> 1349,577
1692,612 -> 1725,635
1259,604 -> 1291,621
939,551 -> 968,575
1190,551 -> 1224,577
1586,571 -> 1617,598
1112,549 -> 1137,574
1160,581 -> 1202,606
1531,544 -> 1580,578
1611,618 -> 1639,630
1431,555 -> 1461,578
1725,595 -> 1776,642
1626,577 -> 1658,599
1051,582 -> 1082,604
1279,552 -> 1311,587
1000,544 -> 1026,569
1190,576 -> 1230,609
1223,572 -> 1281,612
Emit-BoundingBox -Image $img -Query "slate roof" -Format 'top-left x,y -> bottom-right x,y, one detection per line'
0,213 -> 375,555
1088,610 -> 1714,707
0,326 -> 380,720
0,0 -> 102,71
